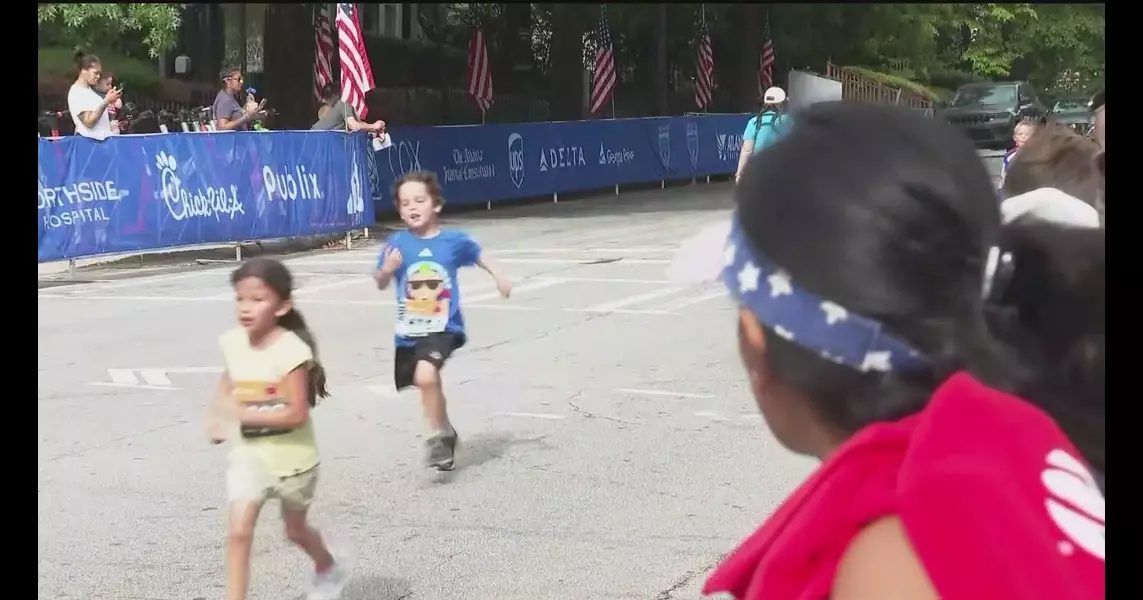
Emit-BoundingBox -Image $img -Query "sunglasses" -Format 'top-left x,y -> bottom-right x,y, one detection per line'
410,280 -> 442,291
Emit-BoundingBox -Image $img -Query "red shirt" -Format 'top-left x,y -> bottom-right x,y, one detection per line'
704,372 -> 1105,600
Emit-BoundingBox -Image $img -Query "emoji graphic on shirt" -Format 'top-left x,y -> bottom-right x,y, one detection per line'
397,261 -> 452,336
233,379 -> 291,437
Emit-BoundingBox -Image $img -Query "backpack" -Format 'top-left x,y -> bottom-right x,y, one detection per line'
751,110 -> 788,152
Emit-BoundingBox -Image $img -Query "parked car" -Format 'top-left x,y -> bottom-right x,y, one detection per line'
938,81 -> 1048,150
1049,98 -> 1094,136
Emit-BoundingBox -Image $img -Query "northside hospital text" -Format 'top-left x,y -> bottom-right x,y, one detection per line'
37,114 -> 750,263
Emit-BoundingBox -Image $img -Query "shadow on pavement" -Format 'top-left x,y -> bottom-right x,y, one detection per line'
427,432 -> 553,485
288,574 -> 414,600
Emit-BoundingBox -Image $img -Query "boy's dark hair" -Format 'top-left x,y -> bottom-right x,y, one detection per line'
735,102 -> 1102,470
987,222 -> 1105,474
392,170 -> 446,207
320,83 -> 339,103
230,258 -> 330,406
1003,123 -> 1104,210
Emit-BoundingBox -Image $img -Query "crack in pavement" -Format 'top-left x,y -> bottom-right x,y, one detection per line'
565,391 -> 642,427
654,556 -> 726,600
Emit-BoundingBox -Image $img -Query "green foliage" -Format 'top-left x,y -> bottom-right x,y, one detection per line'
37,3 -> 186,58
442,3 -> 1103,113
38,46 -> 160,92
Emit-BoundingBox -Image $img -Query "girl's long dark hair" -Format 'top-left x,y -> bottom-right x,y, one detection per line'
231,258 -> 330,406
753,101 -> 787,143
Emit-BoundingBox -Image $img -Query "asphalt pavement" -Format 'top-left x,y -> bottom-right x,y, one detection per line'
38,181 -> 816,600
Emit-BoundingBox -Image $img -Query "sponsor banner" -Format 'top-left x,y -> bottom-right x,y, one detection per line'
38,131 -> 374,263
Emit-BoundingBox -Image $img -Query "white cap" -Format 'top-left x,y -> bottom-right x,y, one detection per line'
763,86 -> 787,104
1001,187 -> 1101,229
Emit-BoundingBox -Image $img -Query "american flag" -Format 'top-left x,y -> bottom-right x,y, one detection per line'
312,5 -> 334,104
694,19 -> 714,110
466,28 -> 494,116
758,19 -> 775,98
336,3 -> 376,119
589,6 -> 616,115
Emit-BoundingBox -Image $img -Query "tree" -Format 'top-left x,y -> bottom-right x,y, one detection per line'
37,3 -> 186,58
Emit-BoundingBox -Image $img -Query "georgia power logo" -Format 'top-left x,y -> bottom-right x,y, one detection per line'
1042,448 -> 1105,560
155,151 -> 244,222
347,150 -> 365,216
507,132 -> 525,189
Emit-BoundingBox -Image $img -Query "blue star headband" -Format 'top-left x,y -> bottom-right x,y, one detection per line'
721,218 -> 929,374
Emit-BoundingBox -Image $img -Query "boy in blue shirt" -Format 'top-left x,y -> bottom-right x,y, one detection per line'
374,171 -> 512,471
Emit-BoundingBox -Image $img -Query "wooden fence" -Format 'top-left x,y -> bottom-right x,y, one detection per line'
824,62 -> 932,110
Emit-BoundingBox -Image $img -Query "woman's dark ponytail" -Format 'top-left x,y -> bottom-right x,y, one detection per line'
985,221 -> 1105,474
278,308 -> 330,406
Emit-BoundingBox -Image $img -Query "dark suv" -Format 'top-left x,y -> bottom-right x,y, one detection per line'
939,82 -> 1047,149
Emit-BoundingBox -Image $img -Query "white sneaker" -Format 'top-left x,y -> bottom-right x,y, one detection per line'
306,552 -> 351,600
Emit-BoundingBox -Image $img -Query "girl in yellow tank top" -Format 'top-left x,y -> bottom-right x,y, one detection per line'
209,258 -> 349,600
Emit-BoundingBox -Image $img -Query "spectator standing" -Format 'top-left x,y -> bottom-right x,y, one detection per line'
67,50 -> 120,141
735,87 -> 792,183
213,66 -> 264,132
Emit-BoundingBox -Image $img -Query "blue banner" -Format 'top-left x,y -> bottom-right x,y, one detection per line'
370,114 -> 751,208
38,131 -> 375,263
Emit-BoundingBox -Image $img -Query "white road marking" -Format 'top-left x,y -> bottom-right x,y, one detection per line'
62,269 -> 222,293
294,276 -> 373,296
694,411 -> 729,422
615,387 -> 716,399
38,294 -> 677,315
652,289 -> 727,312
90,367 -> 224,390
586,287 -> 687,313
495,412 -> 566,420
289,258 -> 672,267
87,382 -> 181,391
492,247 -> 676,254
464,277 -> 567,304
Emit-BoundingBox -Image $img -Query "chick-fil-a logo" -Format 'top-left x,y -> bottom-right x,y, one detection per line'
156,151 -> 244,222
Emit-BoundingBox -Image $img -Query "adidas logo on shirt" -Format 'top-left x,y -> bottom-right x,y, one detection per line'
419,248 -> 433,258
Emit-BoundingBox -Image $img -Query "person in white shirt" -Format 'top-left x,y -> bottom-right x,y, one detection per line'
67,50 -> 121,141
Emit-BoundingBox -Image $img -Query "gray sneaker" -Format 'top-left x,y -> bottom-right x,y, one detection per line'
425,430 -> 458,471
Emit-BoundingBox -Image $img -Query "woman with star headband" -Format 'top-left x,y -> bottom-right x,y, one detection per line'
671,102 -> 1104,600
